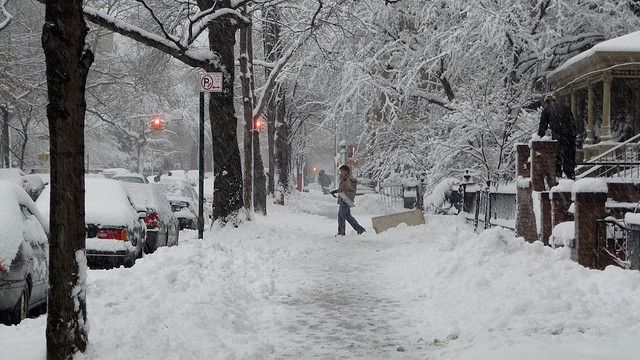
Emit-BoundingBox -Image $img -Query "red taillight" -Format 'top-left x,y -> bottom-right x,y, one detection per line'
97,228 -> 128,241
144,212 -> 160,229
0,261 -> 6,272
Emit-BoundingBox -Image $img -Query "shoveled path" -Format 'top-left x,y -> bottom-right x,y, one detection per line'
265,193 -> 430,359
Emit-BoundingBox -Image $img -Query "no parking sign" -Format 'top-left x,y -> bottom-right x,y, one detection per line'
199,73 -> 223,93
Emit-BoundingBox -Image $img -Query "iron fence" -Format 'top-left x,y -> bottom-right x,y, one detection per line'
595,218 -> 629,269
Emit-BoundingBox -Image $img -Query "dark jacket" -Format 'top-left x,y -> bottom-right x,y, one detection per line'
337,176 -> 357,204
537,102 -> 577,143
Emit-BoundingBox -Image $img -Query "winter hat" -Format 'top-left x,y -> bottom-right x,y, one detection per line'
338,165 -> 351,172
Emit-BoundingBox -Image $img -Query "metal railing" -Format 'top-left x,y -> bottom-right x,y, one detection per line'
577,133 -> 640,179
378,183 -> 403,206
595,218 -> 630,269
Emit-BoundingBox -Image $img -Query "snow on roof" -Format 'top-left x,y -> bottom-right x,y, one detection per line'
553,30 -> 640,74
572,178 -> 608,195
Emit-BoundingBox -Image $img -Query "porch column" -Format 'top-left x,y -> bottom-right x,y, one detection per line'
601,71 -> 612,141
586,81 -> 595,144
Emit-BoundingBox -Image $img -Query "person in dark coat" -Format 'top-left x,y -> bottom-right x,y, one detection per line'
330,165 -> 366,236
537,94 -> 577,179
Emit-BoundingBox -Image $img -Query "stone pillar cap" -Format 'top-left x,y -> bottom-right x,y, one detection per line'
572,178 -> 608,195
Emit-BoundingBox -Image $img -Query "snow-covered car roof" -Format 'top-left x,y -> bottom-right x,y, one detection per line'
36,178 -> 139,227
158,179 -> 197,203
0,180 -> 49,266
122,183 -> 176,224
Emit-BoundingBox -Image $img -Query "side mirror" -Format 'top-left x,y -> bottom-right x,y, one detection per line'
137,210 -> 148,220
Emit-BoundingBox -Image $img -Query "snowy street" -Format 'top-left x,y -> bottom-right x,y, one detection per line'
2,189 -> 640,359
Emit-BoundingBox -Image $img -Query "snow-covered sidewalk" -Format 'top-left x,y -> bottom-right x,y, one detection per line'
2,189 -> 640,359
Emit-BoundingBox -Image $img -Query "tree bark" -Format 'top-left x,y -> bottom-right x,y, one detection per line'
0,105 -> 8,167
263,6 -> 281,196
42,0 -> 93,359
199,0 -> 243,222
239,17 -> 253,211
275,92 -> 290,191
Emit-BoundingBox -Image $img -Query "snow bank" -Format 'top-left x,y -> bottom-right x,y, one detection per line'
373,217 -> 640,359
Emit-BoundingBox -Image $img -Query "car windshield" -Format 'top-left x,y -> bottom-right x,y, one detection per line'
159,183 -> 193,199
113,176 -> 144,184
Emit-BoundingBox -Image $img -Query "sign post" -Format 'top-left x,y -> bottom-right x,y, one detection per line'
198,73 -> 222,239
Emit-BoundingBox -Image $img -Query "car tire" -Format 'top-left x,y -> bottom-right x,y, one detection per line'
10,287 -> 29,325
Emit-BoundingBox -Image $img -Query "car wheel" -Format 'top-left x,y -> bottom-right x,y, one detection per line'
10,287 -> 29,325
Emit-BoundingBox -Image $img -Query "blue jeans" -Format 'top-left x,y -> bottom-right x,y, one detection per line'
338,202 -> 365,235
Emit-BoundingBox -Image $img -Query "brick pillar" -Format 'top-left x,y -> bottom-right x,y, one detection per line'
531,140 -> 558,192
551,191 -> 573,227
573,179 -> 608,269
515,144 -> 536,243
540,192 -> 552,246
550,179 -> 574,228
516,144 -> 529,177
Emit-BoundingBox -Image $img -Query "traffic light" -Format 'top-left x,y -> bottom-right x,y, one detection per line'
254,115 -> 266,131
150,116 -> 165,131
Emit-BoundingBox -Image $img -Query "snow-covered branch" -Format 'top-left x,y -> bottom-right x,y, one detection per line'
0,0 -> 11,31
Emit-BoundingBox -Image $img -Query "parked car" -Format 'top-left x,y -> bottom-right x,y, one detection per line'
123,183 -> 179,253
0,168 -> 46,200
100,168 -> 130,179
0,181 -> 49,325
158,179 -> 199,230
112,172 -> 149,184
37,178 -> 147,269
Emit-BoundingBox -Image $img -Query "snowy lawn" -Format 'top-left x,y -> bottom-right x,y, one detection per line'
1,189 -> 640,359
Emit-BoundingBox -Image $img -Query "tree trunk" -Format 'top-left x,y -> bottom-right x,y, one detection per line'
275,92 -> 290,191
1,105 -> 9,167
200,0 -> 243,222
42,0 -> 93,359
247,20 -> 267,215
263,6 -> 281,196
239,17 -> 253,211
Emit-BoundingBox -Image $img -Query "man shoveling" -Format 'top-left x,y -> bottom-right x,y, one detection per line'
331,165 -> 366,236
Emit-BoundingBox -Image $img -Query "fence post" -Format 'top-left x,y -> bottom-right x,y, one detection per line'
540,191 -> 552,245
573,179 -> 608,268
516,144 -> 537,242
624,214 -> 640,270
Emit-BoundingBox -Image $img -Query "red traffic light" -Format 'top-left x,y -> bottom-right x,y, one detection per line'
254,115 -> 266,131
150,117 -> 165,131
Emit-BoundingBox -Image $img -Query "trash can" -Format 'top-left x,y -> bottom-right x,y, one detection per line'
403,184 -> 419,209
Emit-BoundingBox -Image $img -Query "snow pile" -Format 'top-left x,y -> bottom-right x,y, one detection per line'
423,177 -> 460,213
550,221 -> 576,248
624,212 -> 640,226
550,179 -> 574,194
373,217 -> 640,359
572,178 -> 608,195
